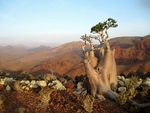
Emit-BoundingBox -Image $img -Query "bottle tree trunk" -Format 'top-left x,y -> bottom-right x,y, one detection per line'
81,18 -> 118,101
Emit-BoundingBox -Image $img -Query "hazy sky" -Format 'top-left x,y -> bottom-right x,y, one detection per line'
0,0 -> 150,47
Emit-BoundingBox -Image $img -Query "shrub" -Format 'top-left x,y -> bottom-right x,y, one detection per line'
117,76 -> 139,105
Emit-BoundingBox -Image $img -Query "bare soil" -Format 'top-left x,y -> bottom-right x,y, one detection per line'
0,83 -> 150,113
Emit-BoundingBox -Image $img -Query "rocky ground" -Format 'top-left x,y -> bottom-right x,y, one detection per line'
0,73 -> 150,113
0,84 -> 127,113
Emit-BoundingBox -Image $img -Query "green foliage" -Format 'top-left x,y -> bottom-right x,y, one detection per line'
26,74 -> 36,80
58,77 -> 67,84
139,85 -> 150,97
15,107 -> 25,113
82,94 -> 94,113
38,87 -> 54,106
10,81 -> 22,92
43,74 -> 57,82
81,18 -> 118,45
91,18 -> 118,33
117,75 -> 150,105
117,76 -> 139,105
91,22 -> 104,33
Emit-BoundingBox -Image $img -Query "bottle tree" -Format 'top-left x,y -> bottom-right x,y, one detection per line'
81,18 -> 118,101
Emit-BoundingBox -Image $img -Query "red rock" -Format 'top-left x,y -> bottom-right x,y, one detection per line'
77,109 -> 82,113
65,82 -> 75,89
110,35 -> 150,75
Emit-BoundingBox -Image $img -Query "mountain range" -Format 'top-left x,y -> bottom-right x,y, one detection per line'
0,34 -> 150,79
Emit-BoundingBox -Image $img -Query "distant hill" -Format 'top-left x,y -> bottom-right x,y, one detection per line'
109,36 -> 142,48
109,34 -> 150,48
30,34 -> 150,78
109,34 -> 150,75
0,45 -> 27,55
48,41 -> 87,56
0,45 -> 52,63
0,45 -> 28,63
27,45 -> 52,52
31,52 -> 85,79
0,34 -> 150,78
0,41 -> 86,72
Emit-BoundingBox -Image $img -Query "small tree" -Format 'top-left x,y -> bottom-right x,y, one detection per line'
81,18 -> 118,101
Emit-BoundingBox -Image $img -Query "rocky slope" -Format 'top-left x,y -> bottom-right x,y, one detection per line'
0,72 -> 150,113
0,41 -> 85,72
31,52 -> 85,79
110,34 -> 150,75
31,34 -> 150,78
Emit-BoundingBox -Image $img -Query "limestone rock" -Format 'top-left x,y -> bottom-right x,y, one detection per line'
118,87 -> 126,93
77,82 -> 84,90
20,80 -> 25,84
49,80 -> 66,90
25,87 -> 29,91
30,80 -> 36,85
143,78 -> 150,86
6,85 -> 11,91
37,80 -> 47,87
25,80 -> 30,85
29,84 -> 38,88
0,79 -> 4,85
118,80 -> 125,86
4,77 -> 16,85
117,76 -> 125,81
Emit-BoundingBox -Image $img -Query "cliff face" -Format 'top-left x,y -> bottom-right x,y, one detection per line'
110,35 -> 150,75
113,41 -> 149,64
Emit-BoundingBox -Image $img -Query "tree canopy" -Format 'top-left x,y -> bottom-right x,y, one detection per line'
91,18 -> 118,33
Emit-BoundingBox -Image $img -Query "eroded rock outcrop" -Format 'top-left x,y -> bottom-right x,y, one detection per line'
111,35 -> 150,75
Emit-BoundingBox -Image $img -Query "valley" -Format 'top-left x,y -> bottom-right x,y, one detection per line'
0,35 -> 150,78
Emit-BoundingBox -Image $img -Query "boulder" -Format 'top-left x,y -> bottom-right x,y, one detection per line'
6,85 -> 11,91
37,80 -> 47,87
43,74 -> 57,82
118,87 -> 126,93
49,80 -> 66,90
143,78 -> 150,86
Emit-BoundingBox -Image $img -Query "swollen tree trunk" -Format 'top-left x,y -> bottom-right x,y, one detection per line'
82,42 -> 118,101
81,18 -> 118,101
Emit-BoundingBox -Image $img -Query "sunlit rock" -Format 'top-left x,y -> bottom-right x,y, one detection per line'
50,80 -> 66,90
118,87 -> 126,93
37,80 -> 47,87
143,78 -> 150,86
6,85 -> 11,91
